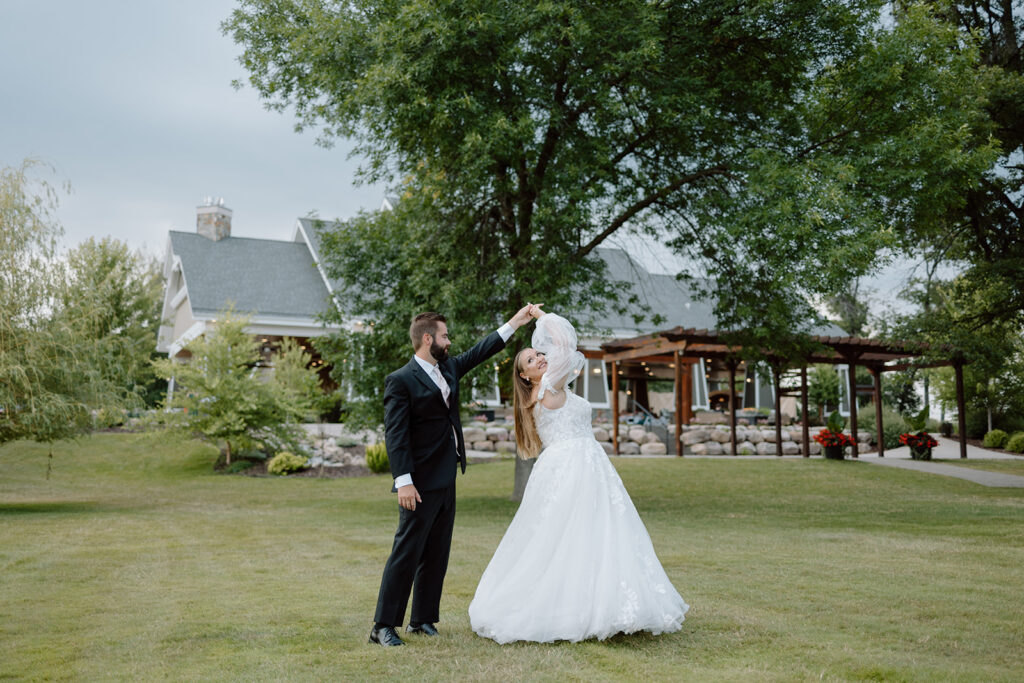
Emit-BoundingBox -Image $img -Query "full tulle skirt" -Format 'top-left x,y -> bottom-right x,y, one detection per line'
469,436 -> 688,644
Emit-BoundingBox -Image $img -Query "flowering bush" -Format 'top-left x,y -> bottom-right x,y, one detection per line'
898,431 -> 939,450
813,429 -> 855,448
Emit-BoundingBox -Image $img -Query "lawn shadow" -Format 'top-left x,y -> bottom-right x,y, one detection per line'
0,501 -> 122,515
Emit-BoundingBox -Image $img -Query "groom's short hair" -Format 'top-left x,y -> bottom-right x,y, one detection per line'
410,312 -> 447,350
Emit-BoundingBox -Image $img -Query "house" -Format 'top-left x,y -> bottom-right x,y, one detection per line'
157,199 -> 848,417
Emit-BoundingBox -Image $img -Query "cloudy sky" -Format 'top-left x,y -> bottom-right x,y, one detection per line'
1,0 -> 386,257
1,1 -> 922,314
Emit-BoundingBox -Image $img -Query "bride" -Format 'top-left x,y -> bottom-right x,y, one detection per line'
469,305 -> 688,644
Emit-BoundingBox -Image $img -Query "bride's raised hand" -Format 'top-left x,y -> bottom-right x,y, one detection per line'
529,303 -> 545,319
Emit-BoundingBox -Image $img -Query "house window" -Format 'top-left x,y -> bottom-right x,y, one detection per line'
837,365 -> 850,416
692,359 -> 709,409
572,358 -> 610,407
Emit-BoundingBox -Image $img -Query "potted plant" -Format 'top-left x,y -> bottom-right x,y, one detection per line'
899,408 -> 939,460
814,411 -> 855,460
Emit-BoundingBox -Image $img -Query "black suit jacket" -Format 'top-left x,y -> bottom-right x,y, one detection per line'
383,331 -> 506,492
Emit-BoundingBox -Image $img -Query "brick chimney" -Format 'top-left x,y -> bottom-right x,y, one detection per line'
196,197 -> 232,241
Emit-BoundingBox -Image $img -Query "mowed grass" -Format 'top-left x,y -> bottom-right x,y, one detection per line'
2,433 -> 1023,682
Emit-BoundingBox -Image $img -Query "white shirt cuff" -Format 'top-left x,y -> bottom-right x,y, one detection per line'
497,323 -> 514,342
394,473 -> 413,489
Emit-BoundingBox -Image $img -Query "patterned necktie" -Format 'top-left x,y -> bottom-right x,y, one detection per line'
433,365 -> 450,406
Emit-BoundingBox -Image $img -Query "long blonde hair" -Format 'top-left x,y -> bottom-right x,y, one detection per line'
513,349 -> 542,459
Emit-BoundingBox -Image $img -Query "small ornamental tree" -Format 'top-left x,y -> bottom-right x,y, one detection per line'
151,308 -> 318,465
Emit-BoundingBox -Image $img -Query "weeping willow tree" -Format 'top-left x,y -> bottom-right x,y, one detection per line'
0,161 -> 134,449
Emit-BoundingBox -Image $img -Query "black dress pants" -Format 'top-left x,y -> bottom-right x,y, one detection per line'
373,484 -> 456,627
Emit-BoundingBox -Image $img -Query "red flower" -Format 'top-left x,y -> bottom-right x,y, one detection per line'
899,431 -> 939,450
813,428 -> 855,447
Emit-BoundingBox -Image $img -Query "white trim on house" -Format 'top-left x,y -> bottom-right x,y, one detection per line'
168,321 -> 207,357
170,285 -> 188,310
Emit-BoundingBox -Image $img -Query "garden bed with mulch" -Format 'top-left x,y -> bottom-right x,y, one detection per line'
234,459 -> 375,478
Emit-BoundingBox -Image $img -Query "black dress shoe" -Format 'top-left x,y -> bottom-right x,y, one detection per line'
369,625 -> 404,647
406,622 -> 439,636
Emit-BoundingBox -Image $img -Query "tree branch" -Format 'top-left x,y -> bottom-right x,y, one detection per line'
574,165 -> 731,259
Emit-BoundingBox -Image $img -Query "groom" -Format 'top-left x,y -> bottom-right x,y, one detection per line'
370,306 -> 533,647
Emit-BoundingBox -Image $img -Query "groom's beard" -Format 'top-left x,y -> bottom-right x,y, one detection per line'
430,341 -> 450,363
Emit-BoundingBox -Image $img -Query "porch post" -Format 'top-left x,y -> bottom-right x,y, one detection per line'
871,365 -> 884,458
611,360 -> 620,455
847,357 -> 859,458
674,351 -> 683,457
800,365 -> 810,458
681,361 -> 693,425
772,360 -> 783,457
728,359 -> 738,455
955,359 -> 967,459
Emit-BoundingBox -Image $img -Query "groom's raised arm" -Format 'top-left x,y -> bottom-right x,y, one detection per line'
452,305 -> 534,376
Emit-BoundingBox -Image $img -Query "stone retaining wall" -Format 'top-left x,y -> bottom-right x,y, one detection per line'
463,421 -> 871,456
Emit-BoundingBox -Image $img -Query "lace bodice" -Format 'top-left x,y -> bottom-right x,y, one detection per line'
534,391 -> 594,448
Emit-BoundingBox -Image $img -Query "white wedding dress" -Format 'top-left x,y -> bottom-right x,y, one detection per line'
469,313 -> 688,644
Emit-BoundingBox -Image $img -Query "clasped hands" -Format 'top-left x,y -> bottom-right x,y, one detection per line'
510,302 -> 546,328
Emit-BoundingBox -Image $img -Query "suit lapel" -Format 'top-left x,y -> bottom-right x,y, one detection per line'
409,358 -> 447,407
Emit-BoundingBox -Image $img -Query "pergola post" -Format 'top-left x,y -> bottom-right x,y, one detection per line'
772,360 -> 783,457
800,365 -> 810,458
610,360 -> 620,455
847,356 -> 859,458
871,365 -> 884,458
674,351 -> 684,457
681,361 -> 693,425
955,359 -> 967,459
728,359 -> 738,455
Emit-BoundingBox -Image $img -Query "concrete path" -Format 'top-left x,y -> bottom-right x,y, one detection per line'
857,435 -> 1020,460
855,436 -> 1024,488
471,435 -> 1024,487
861,457 -> 1024,487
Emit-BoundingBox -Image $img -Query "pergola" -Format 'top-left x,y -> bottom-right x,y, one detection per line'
600,327 -> 969,458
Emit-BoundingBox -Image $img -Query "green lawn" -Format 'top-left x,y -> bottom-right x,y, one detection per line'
2,433 -> 1023,682
937,458 -> 1024,475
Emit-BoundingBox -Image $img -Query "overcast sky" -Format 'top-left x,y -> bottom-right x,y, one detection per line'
1,1 -> 926,316
1,0 -> 386,257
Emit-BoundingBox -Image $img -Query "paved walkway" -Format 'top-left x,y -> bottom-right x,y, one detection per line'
473,436 -> 1024,487
855,436 -> 1024,488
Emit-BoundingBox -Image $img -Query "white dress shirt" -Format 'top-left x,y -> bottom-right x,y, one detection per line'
394,323 -> 515,490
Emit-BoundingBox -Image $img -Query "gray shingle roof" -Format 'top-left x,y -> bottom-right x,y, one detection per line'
582,247 -> 718,335
296,218 -> 347,295
170,231 -> 331,320
587,247 -> 847,338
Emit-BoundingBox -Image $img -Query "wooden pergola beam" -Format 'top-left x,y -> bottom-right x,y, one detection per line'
602,340 -> 688,363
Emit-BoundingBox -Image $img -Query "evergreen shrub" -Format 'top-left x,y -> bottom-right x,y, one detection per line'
366,442 -> 389,474
1005,432 -> 1024,454
857,404 -> 910,449
982,429 -> 1009,449
267,451 -> 308,475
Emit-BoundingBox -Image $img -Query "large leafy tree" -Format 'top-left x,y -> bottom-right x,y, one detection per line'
61,237 -> 166,410
0,162 -> 133,446
909,0 -> 1024,331
226,1 -> 995,425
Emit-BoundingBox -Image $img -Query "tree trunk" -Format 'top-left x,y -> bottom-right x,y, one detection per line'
511,456 -> 535,502
225,441 -> 232,466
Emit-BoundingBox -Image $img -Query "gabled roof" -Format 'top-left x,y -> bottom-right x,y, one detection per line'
585,247 -> 847,338
169,231 -> 332,320
294,217 -> 346,295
